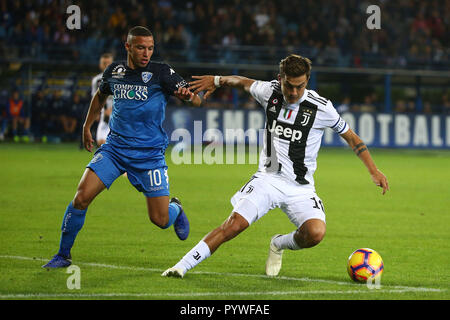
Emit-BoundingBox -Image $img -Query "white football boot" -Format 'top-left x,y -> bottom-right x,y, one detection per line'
265,234 -> 283,276
161,267 -> 186,278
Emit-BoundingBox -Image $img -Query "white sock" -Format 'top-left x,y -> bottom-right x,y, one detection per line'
174,240 -> 211,272
273,231 -> 301,250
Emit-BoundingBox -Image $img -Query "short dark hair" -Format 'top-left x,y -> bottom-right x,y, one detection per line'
127,26 -> 153,39
100,52 -> 114,59
279,54 -> 312,79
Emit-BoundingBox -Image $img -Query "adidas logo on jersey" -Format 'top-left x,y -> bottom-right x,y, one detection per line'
267,120 -> 302,142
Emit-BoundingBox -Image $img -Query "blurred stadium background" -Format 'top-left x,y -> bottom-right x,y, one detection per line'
0,0 -> 449,148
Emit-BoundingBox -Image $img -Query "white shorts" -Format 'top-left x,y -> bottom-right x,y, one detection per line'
231,173 -> 326,228
96,121 -> 110,143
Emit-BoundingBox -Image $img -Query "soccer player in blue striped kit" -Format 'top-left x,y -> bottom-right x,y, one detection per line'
43,26 -> 202,268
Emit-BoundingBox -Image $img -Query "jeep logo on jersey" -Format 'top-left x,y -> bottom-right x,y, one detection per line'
113,84 -> 148,101
267,120 -> 302,142
141,72 -> 153,83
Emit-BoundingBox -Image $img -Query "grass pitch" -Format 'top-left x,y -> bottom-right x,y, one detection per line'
0,143 -> 449,300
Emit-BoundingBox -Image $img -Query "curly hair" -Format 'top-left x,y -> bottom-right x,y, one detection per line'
279,54 -> 312,79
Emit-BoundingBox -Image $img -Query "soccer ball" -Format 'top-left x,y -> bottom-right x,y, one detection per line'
347,248 -> 384,283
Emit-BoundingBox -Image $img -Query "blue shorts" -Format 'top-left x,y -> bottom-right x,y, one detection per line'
87,143 -> 170,198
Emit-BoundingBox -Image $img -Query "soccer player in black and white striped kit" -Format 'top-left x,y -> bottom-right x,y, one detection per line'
162,54 -> 389,278
91,53 -> 114,147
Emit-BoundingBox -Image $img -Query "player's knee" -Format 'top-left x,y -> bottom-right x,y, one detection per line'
222,213 -> 248,241
307,226 -> 326,247
296,222 -> 326,248
72,190 -> 91,210
298,219 -> 326,248
148,211 -> 169,228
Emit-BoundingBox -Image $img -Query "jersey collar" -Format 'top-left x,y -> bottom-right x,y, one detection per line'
283,89 -> 308,110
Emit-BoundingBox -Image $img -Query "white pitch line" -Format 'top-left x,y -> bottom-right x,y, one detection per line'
0,255 -> 445,295
0,288 -> 444,299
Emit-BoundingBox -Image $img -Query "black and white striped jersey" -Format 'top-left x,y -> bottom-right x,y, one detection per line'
249,80 -> 349,188
91,73 -> 113,124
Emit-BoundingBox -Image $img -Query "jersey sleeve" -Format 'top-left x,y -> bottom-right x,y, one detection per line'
91,76 -> 98,97
160,64 -> 189,95
249,80 -> 274,110
316,100 -> 349,134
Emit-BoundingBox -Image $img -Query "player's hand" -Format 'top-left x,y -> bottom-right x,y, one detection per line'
82,126 -> 94,152
173,86 -> 194,102
189,75 -> 216,100
371,169 -> 389,195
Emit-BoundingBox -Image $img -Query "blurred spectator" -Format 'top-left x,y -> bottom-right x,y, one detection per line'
358,94 -> 377,113
0,90 -> 7,141
442,92 -> 450,114
60,93 -> 84,141
241,95 -> 258,110
406,99 -> 416,113
394,99 -> 407,113
336,96 -> 351,114
7,90 -> 30,142
320,33 -> 340,66
422,102 -> 433,114
108,6 -> 126,29
31,90 -> 52,141
50,90 -> 66,135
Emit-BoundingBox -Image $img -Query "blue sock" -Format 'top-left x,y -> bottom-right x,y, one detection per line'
58,202 -> 87,258
161,203 -> 181,229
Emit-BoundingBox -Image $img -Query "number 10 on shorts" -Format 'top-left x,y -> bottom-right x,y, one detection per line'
148,168 -> 168,187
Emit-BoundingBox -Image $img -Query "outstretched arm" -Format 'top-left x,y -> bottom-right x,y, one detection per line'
340,128 -> 389,195
173,86 -> 202,107
189,75 -> 256,100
